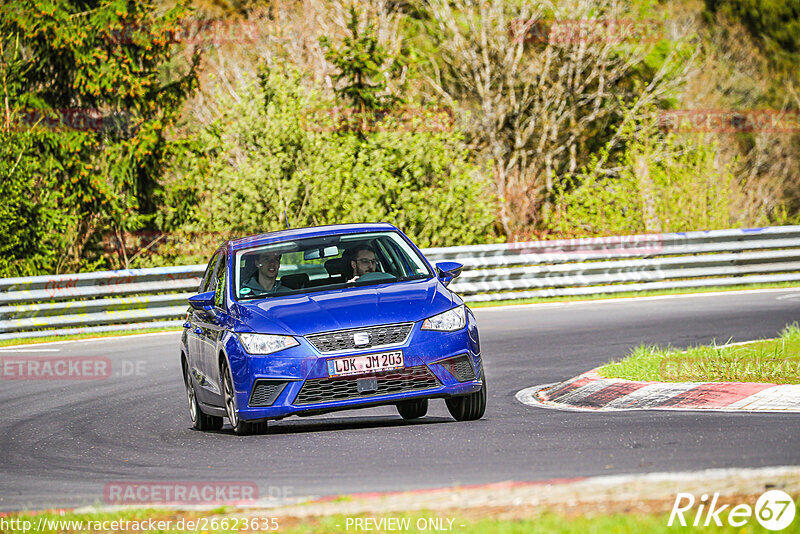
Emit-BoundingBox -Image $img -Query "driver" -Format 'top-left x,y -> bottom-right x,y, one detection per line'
241,251 -> 283,295
348,245 -> 377,282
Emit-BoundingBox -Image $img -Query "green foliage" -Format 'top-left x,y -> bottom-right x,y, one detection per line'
600,322 -> 800,384
705,0 -> 800,78
0,0 -> 199,275
545,117 -> 753,237
0,130 -> 62,276
319,4 -> 402,131
150,65 -> 496,266
5,0 -> 800,277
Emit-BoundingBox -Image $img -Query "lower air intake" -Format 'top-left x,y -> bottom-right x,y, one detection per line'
249,380 -> 288,407
439,354 -> 476,382
294,365 -> 441,405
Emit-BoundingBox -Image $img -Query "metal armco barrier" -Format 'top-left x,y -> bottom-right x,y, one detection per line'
2,226 -> 800,340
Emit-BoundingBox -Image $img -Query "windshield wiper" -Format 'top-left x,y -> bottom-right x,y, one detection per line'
400,274 -> 431,281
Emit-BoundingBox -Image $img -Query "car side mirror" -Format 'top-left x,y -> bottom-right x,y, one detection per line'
188,290 -> 216,310
435,261 -> 463,287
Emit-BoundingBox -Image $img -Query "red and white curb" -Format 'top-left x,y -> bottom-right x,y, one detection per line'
516,369 -> 800,412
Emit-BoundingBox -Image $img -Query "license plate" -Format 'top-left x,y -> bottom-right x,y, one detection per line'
326,351 -> 404,377
357,377 -> 378,393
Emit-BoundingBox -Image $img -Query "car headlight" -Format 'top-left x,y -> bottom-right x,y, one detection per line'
238,333 -> 299,355
421,305 -> 466,332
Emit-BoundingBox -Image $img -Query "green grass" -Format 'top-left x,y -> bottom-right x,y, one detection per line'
0,326 -> 181,348
466,281 -> 800,308
298,510 -> 800,533
599,323 -> 800,384
3,506 -> 799,533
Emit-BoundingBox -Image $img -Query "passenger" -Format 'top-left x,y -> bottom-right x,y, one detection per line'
348,245 -> 378,282
242,252 -> 283,295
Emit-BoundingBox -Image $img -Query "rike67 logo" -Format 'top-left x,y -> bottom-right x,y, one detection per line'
669,490 -> 796,531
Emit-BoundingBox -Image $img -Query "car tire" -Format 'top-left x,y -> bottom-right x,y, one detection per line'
221,360 -> 268,436
184,359 -> 223,431
445,377 -> 487,422
396,398 -> 428,420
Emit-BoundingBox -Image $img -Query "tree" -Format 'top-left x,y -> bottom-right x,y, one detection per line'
705,0 -> 800,77
420,0 -> 696,239
319,4 -> 403,132
0,0 -> 199,275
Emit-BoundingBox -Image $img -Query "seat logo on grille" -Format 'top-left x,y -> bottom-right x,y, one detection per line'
353,332 -> 370,346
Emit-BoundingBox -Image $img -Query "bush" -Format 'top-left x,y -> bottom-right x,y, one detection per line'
148,65 -> 497,266
545,123 -> 755,237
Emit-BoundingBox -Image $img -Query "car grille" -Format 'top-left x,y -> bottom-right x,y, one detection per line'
293,365 -> 441,405
249,380 -> 288,407
305,322 -> 414,353
438,354 -> 476,382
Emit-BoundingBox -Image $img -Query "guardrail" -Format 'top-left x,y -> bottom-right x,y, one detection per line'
2,226 -> 800,340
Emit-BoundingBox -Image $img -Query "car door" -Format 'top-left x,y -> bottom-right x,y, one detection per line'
190,250 -> 221,403
187,252 -> 219,372
202,251 -> 231,398
194,251 -> 229,401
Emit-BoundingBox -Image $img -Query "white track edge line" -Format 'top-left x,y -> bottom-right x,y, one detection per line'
0,330 -> 181,349
473,286 -> 800,312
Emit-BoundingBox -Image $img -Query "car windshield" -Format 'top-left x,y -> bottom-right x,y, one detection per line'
234,231 -> 433,300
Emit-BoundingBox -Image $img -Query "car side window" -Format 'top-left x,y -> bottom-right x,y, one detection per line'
200,251 -> 221,293
214,254 -> 227,308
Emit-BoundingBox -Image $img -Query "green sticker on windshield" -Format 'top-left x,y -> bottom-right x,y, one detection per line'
239,287 -> 252,295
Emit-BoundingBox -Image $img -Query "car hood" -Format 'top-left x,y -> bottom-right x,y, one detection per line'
233,278 -> 456,336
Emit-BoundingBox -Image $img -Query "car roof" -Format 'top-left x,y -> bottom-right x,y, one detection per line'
227,222 -> 400,252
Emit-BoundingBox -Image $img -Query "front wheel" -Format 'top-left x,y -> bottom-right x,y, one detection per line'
445,379 -> 487,422
222,360 -> 268,436
396,398 -> 428,420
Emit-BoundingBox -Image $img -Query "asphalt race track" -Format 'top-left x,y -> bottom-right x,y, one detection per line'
2,289 -> 799,511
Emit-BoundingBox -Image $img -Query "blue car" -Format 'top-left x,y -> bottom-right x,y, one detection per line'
180,223 -> 486,435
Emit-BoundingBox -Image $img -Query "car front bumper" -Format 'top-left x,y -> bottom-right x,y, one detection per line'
227,318 -> 483,421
